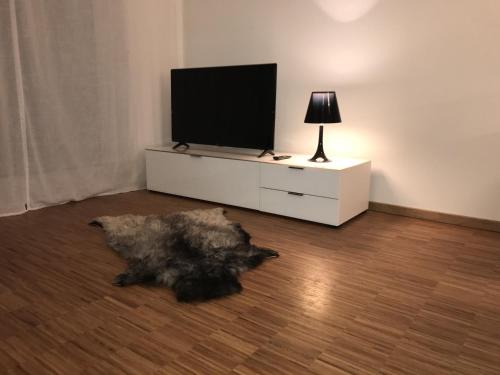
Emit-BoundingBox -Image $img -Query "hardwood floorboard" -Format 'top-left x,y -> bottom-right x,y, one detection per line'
1,190 -> 500,374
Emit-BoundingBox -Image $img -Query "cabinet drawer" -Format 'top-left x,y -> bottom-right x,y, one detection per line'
146,151 -> 260,209
260,188 -> 340,226
260,163 -> 339,199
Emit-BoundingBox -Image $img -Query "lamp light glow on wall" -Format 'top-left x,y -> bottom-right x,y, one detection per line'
304,91 -> 342,162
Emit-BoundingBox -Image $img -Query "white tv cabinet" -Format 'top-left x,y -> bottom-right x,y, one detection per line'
145,146 -> 371,226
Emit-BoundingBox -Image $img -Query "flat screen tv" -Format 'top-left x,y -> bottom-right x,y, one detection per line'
171,63 -> 277,152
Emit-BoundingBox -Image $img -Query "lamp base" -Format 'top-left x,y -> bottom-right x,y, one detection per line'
309,151 -> 330,163
309,125 -> 330,163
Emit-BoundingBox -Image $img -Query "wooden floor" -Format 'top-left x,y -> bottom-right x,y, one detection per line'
1,191 -> 500,374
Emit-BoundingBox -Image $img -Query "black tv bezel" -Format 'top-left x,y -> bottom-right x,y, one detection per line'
171,63 -> 277,151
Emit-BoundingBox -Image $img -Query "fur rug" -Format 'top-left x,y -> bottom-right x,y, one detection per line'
90,208 -> 279,302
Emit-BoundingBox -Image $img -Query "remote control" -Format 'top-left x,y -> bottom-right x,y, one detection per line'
273,155 -> 291,161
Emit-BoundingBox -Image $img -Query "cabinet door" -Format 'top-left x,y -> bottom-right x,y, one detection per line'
146,151 -> 260,209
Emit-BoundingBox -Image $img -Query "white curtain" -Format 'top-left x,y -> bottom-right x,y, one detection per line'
0,0 -> 180,215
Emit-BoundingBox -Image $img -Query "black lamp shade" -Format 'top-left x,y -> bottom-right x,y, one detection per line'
304,92 -> 341,124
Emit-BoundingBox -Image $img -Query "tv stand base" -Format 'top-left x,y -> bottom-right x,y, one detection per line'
173,142 -> 190,150
258,149 -> 274,158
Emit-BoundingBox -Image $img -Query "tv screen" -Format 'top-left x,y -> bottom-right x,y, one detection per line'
171,63 -> 277,150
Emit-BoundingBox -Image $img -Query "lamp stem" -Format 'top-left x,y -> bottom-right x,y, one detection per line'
309,125 -> 330,162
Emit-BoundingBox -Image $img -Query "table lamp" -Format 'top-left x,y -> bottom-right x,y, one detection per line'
304,91 -> 341,162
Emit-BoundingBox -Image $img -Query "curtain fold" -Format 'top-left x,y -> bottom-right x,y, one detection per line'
0,0 -> 178,216
0,0 -> 27,216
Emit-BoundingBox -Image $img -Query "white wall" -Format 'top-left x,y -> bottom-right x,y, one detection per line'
125,0 -> 183,147
182,0 -> 500,221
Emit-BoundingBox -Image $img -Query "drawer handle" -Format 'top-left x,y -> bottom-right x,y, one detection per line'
288,166 -> 304,170
189,154 -> 203,158
288,191 -> 304,196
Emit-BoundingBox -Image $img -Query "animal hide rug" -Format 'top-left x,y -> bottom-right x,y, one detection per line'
90,208 -> 279,302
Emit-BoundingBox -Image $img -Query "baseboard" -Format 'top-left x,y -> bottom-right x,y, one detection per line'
369,201 -> 500,233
